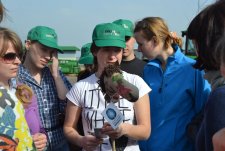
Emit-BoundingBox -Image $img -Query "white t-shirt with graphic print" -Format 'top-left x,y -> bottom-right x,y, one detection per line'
66,71 -> 151,151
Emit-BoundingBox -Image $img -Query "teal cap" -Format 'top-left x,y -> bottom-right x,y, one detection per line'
27,26 -> 63,53
79,43 -> 94,64
92,23 -> 125,48
113,19 -> 134,37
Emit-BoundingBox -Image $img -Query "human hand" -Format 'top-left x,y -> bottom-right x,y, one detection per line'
213,128 -> 225,151
101,122 -> 123,139
48,51 -> 59,78
32,133 -> 47,151
81,135 -> 103,151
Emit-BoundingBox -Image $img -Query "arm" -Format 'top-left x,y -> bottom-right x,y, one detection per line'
50,51 -> 70,100
102,94 -> 151,140
194,70 -> 211,112
213,128 -> 225,151
63,100 -> 102,150
204,89 -> 225,151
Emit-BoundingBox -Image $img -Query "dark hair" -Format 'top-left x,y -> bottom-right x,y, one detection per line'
90,42 -> 100,72
187,0 -> 225,70
134,17 -> 182,49
215,34 -> 225,67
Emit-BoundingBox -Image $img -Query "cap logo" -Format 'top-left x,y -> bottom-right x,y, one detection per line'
45,34 -> 55,39
104,30 -> 120,36
122,24 -> 129,29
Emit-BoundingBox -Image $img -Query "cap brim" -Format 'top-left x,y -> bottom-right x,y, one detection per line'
79,55 -> 94,64
95,39 -> 125,48
125,31 -> 133,37
38,39 -> 63,53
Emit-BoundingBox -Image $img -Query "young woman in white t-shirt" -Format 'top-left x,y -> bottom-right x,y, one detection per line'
64,23 -> 151,151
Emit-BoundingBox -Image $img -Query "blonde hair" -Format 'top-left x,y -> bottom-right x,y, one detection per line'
134,17 -> 182,48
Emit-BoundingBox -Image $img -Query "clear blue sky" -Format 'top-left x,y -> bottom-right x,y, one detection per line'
2,0 -> 215,53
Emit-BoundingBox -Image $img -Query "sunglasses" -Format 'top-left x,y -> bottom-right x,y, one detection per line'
0,52 -> 20,64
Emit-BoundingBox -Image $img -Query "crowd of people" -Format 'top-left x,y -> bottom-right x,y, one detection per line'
1,0 -> 225,151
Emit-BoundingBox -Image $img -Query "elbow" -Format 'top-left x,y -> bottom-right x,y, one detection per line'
144,130 -> 151,140
141,126 -> 151,140
63,124 -> 73,139
63,125 -> 69,138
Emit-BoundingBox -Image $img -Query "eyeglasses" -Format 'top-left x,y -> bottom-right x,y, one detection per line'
0,52 -> 20,64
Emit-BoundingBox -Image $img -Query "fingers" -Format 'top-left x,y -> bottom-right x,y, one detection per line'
81,135 -> 103,151
102,123 -> 123,139
52,50 -> 58,58
32,133 -> 47,151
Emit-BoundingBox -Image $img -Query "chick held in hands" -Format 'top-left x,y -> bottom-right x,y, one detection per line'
99,64 -> 139,103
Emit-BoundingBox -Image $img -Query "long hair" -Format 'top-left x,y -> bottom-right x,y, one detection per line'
90,42 -> 100,72
187,0 -> 225,70
134,17 -> 182,49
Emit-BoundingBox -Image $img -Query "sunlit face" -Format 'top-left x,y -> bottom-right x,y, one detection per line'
123,36 -> 135,58
94,46 -> 123,74
134,31 -> 162,60
25,41 -> 57,69
0,42 -> 21,82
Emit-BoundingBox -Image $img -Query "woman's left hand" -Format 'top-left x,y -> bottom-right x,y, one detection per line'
32,133 -> 47,151
101,123 -> 124,139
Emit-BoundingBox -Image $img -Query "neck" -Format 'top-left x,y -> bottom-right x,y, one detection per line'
95,71 -> 102,78
158,45 -> 174,70
123,52 -> 135,61
23,58 -> 42,84
23,58 -> 41,76
0,80 -> 9,89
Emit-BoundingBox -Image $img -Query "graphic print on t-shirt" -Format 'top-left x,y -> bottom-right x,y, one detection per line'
81,86 -> 132,150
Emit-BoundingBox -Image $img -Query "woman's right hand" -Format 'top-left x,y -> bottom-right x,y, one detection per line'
80,135 -> 103,151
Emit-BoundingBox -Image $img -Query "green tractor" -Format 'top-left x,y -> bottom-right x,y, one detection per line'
58,46 -> 80,75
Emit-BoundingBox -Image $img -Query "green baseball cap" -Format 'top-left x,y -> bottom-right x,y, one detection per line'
27,26 -> 63,53
92,23 -> 126,48
79,43 -> 94,64
113,19 -> 134,37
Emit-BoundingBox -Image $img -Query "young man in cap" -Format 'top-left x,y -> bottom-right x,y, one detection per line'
18,26 -> 72,151
64,22 -> 151,151
113,19 -> 146,77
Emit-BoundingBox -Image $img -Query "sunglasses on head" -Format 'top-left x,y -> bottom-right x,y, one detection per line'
0,52 -> 20,64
